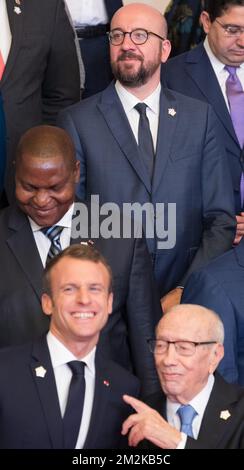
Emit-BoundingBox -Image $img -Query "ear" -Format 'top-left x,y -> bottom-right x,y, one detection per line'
209,343 -> 224,374
107,292 -> 113,316
41,293 -> 53,317
200,11 -> 212,34
74,160 -> 80,183
161,39 -> 171,63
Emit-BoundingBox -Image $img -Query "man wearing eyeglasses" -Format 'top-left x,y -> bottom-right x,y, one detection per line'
162,0 -> 244,245
122,304 -> 244,449
58,2 -> 235,311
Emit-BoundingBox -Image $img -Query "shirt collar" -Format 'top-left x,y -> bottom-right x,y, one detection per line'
47,331 -> 96,376
115,80 -> 161,115
167,374 -> 215,417
28,203 -> 74,233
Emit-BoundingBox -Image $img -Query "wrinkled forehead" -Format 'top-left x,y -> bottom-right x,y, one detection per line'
157,312 -> 209,342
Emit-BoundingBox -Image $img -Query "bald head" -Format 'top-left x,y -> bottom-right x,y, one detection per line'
15,125 -> 76,172
15,125 -> 80,227
111,3 -> 168,38
157,304 -> 224,344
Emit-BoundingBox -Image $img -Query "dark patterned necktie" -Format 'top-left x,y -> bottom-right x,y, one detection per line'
225,65 -> 244,207
135,102 -> 155,181
63,361 -> 86,449
177,404 -> 197,438
41,225 -> 63,263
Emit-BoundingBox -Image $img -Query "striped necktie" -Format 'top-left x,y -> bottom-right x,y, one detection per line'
0,0 -> 12,80
41,225 -> 63,263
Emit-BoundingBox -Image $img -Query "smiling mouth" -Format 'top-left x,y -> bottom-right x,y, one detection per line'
72,312 -> 96,319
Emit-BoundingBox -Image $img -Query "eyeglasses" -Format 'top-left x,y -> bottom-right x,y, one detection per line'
147,339 -> 217,357
107,28 -> 165,46
215,18 -> 244,37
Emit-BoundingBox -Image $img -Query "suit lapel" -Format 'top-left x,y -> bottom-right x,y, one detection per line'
153,88 -> 178,193
83,355 -> 111,448
2,0 -> 24,85
97,83 -> 151,194
6,205 -> 43,300
30,338 -> 63,449
184,45 -> 238,148
197,373 -> 239,448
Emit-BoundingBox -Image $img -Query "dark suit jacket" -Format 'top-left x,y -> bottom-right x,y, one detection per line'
0,203 -> 161,396
0,93 -> 6,192
0,0 -> 80,202
0,337 -> 140,449
57,82 -> 235,297
182,239 -> 244,386
162,43 -> 243,213
143,373 -> 244,449
78,0 -> 122,98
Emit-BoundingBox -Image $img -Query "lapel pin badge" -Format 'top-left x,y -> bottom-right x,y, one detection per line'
35,366 -> 47,378
103,379 -> 110,387
168,108 -> 176,117
220,409 -> 231,420
14,6 -> 21,14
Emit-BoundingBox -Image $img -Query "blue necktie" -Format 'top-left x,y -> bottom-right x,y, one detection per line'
225,65 -> 244,208
135,102 -> 155,181
177,404 -> 197,438
41,225 -> 63,263
63,361 -> 86,449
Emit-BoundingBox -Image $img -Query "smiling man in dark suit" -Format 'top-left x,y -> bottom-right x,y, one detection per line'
57,2 -> 236,311
0,0 -> 80,204
0,244 -> 140,449
0,124 -> 161,396
162,0 -> 244,244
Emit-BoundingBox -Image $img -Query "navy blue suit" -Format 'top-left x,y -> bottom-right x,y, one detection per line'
79,0 -> 122,97
57,82 -> 235,297
182,238 -> 244,386
0,337 -> 140,449
162,43 -> 243,213
0,93 -> 6,194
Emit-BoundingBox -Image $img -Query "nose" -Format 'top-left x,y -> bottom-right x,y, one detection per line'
236,33 -> 244,47
121,32 -> 136,49
33,190 -> 50,207
162,343 -> 178,365
76,287 -> 91,305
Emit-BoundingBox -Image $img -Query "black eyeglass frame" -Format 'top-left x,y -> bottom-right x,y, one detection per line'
147,338 -> 217,356
215,18 -> 244,37
107,28 -> 165,45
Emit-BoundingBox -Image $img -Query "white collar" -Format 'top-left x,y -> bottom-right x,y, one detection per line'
47,331 -> 96,376
115,80 -> 161,115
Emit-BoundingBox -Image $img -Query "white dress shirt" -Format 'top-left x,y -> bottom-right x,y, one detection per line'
204,37 -> 244,110
47,332 -> 96,449
65,0 -> 108,26
28,203 -> 74,267
115,81 -> 161,152
167,374 -> 215,448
